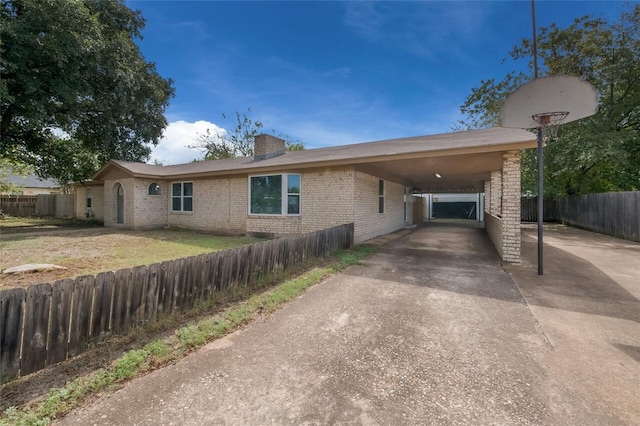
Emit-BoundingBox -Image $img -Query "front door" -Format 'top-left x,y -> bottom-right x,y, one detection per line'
115,183 -> 124,224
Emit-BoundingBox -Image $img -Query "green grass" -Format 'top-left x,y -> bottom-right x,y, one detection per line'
0,245 -> 374,426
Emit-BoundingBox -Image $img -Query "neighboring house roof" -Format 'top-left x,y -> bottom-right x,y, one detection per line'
5,174 -> 60,189
93,127 -> 536,185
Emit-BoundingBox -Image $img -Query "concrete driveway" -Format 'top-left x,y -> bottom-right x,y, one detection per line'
58,221 -> 640,425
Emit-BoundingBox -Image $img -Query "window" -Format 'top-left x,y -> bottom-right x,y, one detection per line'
86,187 -> 92,208
172,182 -> 193,212
250,174 -> 301,215
287,174 -> 300,214
148,182 -> 161,195
378,180 -> 384,213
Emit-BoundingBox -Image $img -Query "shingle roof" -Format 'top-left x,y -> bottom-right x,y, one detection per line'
93,127 -> 536,181
5,174 -> 60,188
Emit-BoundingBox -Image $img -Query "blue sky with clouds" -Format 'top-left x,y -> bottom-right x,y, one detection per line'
128,1 -> 623,165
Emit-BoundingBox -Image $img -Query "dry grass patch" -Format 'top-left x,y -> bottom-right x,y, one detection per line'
0,226 -> 263,288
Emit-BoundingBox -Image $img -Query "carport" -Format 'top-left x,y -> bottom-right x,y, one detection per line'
349,127 -> 537,262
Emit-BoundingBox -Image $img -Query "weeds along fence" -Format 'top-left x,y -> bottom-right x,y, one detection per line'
0,223 -> 354,383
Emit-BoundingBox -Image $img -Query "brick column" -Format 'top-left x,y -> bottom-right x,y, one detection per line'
484,180 -> 491,213
490,171 -> 502,215
501,150 -> 521,263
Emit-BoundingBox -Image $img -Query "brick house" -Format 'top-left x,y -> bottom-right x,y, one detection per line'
75,127 -> 535,262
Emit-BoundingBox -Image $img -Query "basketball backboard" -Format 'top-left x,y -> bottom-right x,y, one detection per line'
499,75 -> 598,129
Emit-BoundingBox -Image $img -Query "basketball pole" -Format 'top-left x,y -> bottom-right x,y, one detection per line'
531,0 -> 544,275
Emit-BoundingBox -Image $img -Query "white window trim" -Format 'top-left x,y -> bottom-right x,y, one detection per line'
248,173 -> 302,216
171,181 -> 193,213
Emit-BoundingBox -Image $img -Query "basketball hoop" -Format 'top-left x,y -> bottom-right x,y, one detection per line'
531,111 -> 569,140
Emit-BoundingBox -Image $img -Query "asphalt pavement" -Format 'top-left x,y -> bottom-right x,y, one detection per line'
57,221 -> 640,425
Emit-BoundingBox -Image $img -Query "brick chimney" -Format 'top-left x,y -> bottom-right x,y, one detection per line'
254,134 -> 285,160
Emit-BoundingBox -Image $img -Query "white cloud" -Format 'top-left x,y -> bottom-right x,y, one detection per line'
149,120 -> 225,165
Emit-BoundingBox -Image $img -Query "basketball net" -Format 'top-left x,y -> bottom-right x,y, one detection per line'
532,111 -> 569,140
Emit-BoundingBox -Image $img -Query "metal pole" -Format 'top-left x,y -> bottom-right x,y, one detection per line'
537,129 -> 544,275
532,0 -> 543,275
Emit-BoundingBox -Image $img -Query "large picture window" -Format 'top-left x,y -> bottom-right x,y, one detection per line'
172,182 -> 193,212
250,174 -> 301,215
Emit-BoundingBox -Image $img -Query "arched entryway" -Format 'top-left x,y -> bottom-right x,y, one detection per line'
114,183 -> 124,224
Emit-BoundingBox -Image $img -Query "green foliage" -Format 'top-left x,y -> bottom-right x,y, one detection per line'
0,0 -> 175,185
190,109 -> 305,160
0,156 -> 29,193
457,3 -> 640,196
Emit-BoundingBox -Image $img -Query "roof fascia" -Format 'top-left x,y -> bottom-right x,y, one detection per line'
163,140 -> 536,180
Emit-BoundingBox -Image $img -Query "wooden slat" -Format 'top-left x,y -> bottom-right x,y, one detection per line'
182,257 -> 196,311
145,263 -> 160,321
130,266 -> 148,325
0,287 -> 26,383
112,269 -> 132,332
21,283 -> 52,376
172,258 -> 185,312
47,279 -> 73,366
68,276 -> 94,358
91,271 -> 115,342
157,260 -> 174,316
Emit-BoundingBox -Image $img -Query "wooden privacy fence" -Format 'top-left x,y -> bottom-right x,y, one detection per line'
0,223 -> 354,383
0,196 -> 37,217
558,191 -> 640,242
521,197 -> 559,222
0,194 -> 75,218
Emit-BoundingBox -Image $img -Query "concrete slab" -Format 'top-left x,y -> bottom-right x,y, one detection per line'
2,263 -> 67,274
57,222 -> 640,425
505,224 -> 640,425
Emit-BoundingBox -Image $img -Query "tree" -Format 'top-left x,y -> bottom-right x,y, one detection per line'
0,0 -> 174,184
190,110 -> 305,160
457,3 -> 640,197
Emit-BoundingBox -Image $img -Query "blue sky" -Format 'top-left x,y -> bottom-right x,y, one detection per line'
128,1 -> 624,165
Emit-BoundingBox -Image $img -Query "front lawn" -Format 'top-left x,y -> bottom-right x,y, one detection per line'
0,225 -> 264,288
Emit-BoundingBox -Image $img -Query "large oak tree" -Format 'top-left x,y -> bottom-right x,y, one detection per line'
457,3 -> 639,197
0,0 -> 174,184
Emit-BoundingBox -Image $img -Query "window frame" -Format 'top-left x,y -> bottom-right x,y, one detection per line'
248,173 -> 302,216
171,182 -> 193,212
148,182 -> 161,196
378,179 -> 385,214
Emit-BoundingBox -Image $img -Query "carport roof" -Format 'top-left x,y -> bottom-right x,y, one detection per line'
93,127 -> 536,192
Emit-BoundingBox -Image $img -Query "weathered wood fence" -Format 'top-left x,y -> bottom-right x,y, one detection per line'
0,223 -> 354,383
558,191 -> 639,242
521,192 -> 639,242
521,197 -> 559,222
0,194 -> 75,218
0,196 -> 37,217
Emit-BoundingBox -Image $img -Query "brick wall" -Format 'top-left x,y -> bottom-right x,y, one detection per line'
132,179 -> 168,228
254,134 -> 285,160
353,172 -> 406,243
484,180 -> 491,213
247,167 -> 354,237
485,213 -> 502,258
98,166 -> 409,243
168,177 -> 247,234
74,185 -> 104,221
490,170 -> 502,216
500,150 -> 521,263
